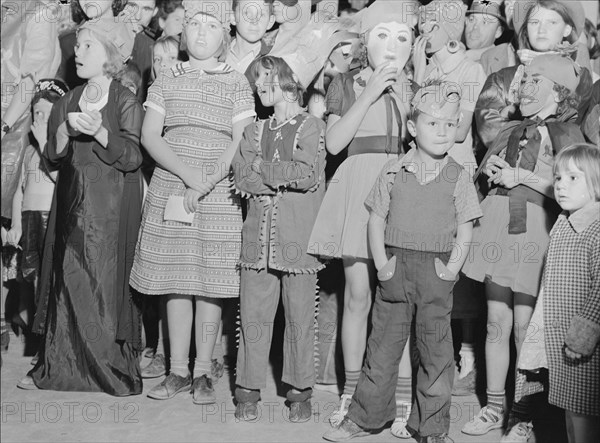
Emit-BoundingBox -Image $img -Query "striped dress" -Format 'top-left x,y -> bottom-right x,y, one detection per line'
130,62 -> 255,298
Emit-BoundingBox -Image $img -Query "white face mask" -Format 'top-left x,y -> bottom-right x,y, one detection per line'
366,22 -> 413,70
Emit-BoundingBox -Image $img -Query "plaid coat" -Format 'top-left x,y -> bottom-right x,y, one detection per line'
543,203 -> 600,416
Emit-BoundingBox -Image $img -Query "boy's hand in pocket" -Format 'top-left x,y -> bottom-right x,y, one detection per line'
434,257 -> 457,281
377,256 -> 396,282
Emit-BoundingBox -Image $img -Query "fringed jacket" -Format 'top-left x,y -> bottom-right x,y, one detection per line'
233,112 -> 326,274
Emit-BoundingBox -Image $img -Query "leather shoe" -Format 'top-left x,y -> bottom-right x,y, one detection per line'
192,374 -> 216,405
147,373 -> 191,400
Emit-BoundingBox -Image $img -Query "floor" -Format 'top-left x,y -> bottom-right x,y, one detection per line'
0,330 -> 508,443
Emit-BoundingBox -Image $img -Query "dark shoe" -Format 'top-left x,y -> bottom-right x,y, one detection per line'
10,314 -> 29,337
287,389 -> 312,423
234,387 -> 260,422
423,433 -> 454,443
210,358 -> 225,382
147,373 -> 191,400
0,326 -> 9,353
323,417 -> 369,441
192,374 -> 216,405
141,353 -> 166,378
17,375 -> 39,390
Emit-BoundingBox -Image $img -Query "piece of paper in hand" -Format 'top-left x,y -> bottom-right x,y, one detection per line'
164,195 -> 195,224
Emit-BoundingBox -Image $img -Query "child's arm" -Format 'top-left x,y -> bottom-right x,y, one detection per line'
77,96 -> 144,173
368,212 -> 388,272
183,117 -> 255,213
326,64 -> 400,155
260,118 -> 326,192
141,108 -> 212,195
6,166 -> 25,248
232,124 -> 277,197
445,221 -> 473,277
485,155 -> 556,198
564,236 -> 600,359
207,117 -> 255,188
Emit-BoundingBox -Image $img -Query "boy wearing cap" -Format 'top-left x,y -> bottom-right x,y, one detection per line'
465,0 -> 517,75
323,81 -> 482,443
414,0 -> 487,176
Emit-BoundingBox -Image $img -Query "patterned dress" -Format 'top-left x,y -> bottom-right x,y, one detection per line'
130,62 -> 255,298
543,204 -> 600,416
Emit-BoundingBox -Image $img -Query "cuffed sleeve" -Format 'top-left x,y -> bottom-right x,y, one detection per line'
260,118 -> 326,191
92,94 -> 143,172
232,123 -> 276,196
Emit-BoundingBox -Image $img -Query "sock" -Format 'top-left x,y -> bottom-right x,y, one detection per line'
509,397 -> 532,426
486,390 -> 505,418
155,318 -> 165,356
212,338 -> 224,362
170,358 -> 189,378
395,376 -> 412,418
193,359 -> 213,379
459,343 -> 475,378
343,370 -> 361,397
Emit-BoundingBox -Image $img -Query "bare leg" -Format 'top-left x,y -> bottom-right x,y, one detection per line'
193,296 -> 222,363
167,294 -> 193,376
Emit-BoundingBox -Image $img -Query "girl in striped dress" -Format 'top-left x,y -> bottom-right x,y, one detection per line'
130,1 -> 255,404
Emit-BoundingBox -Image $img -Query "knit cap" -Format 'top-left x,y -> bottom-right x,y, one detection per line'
79,16 -> 136,62
524,53 -> 581,92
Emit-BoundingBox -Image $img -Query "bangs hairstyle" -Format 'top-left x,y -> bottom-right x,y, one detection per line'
553,143 -> 600,201
249,55 -> 304,106
519,0 -> 578,51
76,27 -> 125,79
71,0 -> 128,24
180,13 -> 231,62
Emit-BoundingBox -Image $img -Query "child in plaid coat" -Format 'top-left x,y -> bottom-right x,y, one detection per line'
544,143 -> 600,443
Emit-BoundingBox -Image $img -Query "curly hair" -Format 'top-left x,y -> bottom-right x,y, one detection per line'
76,27 -> 125,79
248,55 -> 304,106
553,83 -> 580,115
71,0 -> 129,25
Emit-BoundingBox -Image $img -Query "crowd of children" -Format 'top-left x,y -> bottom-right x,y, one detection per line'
1,1 -> 599,442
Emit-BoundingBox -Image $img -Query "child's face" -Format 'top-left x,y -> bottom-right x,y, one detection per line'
465,13 -> 501,50
554,159 -> 595,213
526,7 -> 572,52
367,22 -> 413,71
272,1 -> 300,24
125,0 -> 157,33
254,64 -> 284,107
79,0 -> 112,20
518,73 -> 556,118
184,14 -> 224,61
234,1 -> 275,44
159,7 -> 185,37
153,43 -> 179,78
408,112 -> 459,159
74,29 -> 108,80
33,99 -> 53,126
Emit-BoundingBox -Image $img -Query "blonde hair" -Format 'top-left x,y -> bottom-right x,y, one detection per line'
554,143 -> 600,201
76,27 -> 124,79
